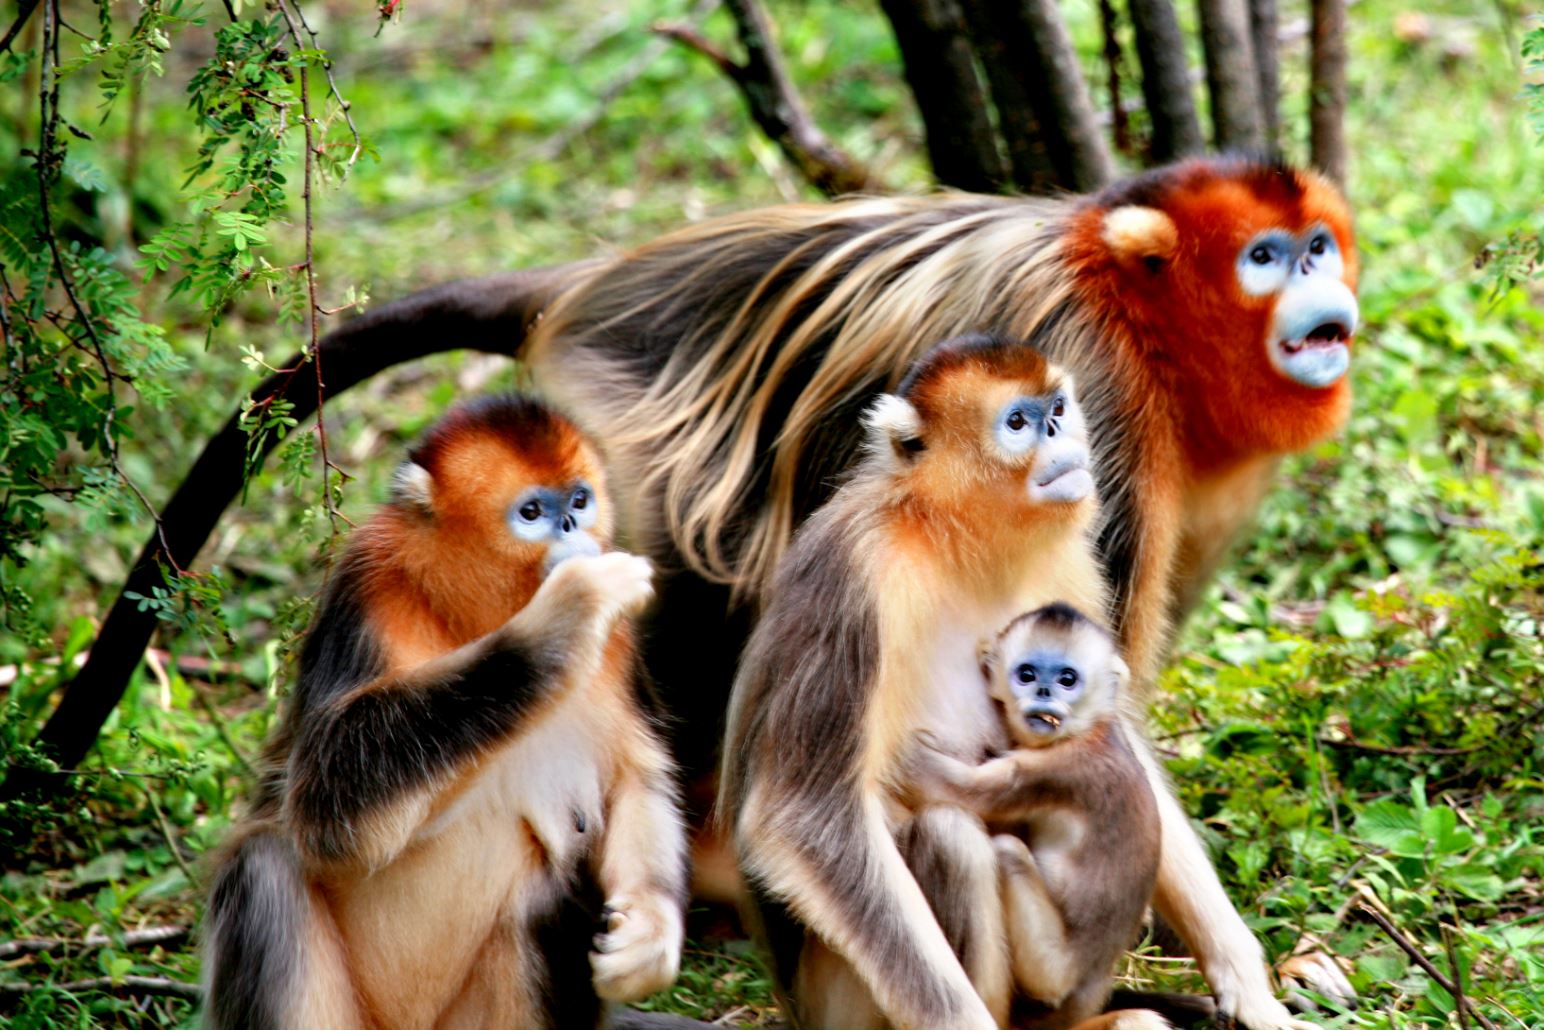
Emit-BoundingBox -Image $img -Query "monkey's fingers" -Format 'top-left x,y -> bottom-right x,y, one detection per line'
1277,951 -> 1356,1012
590,894 -> 683,1002
1214,988 -> 1321,1030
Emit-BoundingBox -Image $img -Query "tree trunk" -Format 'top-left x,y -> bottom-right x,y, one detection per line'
720,0 -> 875,195
1309,0 -> 1347,185
967,0 -> 1115,191
878,0 -> 1009,192
1248,0 -> 1280,149
1196,0 -> 1263,150
957,0 -> 1057,193
1126,0 -> 1205,161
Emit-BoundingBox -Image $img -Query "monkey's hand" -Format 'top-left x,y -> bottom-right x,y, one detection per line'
590,891 -> 684,1002
900,733 -> 980,806
503,552 -> 654,668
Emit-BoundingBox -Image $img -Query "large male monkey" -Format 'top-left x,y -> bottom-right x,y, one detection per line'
202,396 -> 688,1029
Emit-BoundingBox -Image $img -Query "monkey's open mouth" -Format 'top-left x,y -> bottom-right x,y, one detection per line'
1280,321 -> 1351,355
1025,712 -> 1062,733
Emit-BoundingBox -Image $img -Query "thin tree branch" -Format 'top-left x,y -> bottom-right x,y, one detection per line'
1098,0 -> 1133,155
285,0 -> 362,167
1126,0 -> 1205,160
657,0 -> 874,196
273,0 -> 347,540
0,0 -> 41,53
0,975 -> 200,999
1355,899 -> 1498,1030
33,0 -> 180,574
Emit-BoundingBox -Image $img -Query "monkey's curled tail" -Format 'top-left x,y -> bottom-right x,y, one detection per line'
201,826 -> 312,1030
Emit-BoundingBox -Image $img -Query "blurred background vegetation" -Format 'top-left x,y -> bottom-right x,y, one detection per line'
0,0 -> 1540,1026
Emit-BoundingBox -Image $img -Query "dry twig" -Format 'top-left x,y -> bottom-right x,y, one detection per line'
1355,896 -> 1499,1030
655,0 -> 874,196
0,926 -> 187,960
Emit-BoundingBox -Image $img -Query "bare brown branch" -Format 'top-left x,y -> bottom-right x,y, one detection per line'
0,975 -> 200,999
1355,898 -> 1498,1030
0,926 -> 187,960
659,0 -> 874,196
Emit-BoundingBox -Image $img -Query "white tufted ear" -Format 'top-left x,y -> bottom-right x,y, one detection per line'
1107,652 -> 1131,696
391,460 -> 434,515
863,393 -> 924,464
1102,205 -> 1178,269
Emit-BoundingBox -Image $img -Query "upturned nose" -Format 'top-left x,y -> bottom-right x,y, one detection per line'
560,513 -> 577,534
1035,685 -> 1052,700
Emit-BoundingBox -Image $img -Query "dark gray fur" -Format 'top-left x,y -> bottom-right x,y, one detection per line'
201,828 -> 304,1030
723,495 -> 972,1026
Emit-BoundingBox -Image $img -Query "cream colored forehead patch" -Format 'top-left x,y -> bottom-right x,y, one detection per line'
1102,205 -> 1179,263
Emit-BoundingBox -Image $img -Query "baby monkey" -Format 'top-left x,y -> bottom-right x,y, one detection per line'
911,603 -> 1166,1030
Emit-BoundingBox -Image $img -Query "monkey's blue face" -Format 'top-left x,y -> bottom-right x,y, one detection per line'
508,481 -> 601,573
993,386 -> 1094,505
1236,224 -> 1358,389
1004,650 -> 1084,737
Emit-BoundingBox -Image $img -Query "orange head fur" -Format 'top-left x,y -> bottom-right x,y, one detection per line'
352,395 -> 613,654
1066,157 -> 1359,469
865,335 -> 1097,563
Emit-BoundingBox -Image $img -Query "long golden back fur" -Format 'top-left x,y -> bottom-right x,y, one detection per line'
527,193 -> 1118,604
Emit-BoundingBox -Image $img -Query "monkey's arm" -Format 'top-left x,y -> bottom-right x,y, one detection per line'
907,738 -> 1069,822
591,717 -> 688,1003
285,553 -> 651,870
1126,717 -> 1315,1030
738,783 -> 998,1030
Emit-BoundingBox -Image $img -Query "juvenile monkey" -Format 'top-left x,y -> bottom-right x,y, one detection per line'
202,395 -> 687,1030
722,335 -> 1115,1030
908,603 -> 1163,1030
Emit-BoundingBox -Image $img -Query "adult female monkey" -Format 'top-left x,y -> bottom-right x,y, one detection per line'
516,156 -> 1358,1029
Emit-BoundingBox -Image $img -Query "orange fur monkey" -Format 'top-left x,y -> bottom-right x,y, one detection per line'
202,396 -> 689,1030
518,157 -> 1355,1027
723,338 -> 1115,1030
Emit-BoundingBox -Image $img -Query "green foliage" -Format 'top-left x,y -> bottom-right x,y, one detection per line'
1,0 -> 1542,1026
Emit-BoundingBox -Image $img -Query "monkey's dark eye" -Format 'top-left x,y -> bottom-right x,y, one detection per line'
1309,235 -> 1328,256
571,488 -> 589,511
1016,664 -> 1035,684
1249,245 -> 1274,265
1057,669 -> 1078,688
1051,397 -> 1065,418
518,500 -> 542,522
1005,410 -> 1028,432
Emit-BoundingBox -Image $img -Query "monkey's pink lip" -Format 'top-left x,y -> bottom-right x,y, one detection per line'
1280,321 -> 1351,355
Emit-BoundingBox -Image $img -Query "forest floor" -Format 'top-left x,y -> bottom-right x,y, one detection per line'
1,0 -> 1541,1026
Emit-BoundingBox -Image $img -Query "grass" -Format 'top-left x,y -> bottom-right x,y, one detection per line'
1,0 -> 1541,1026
